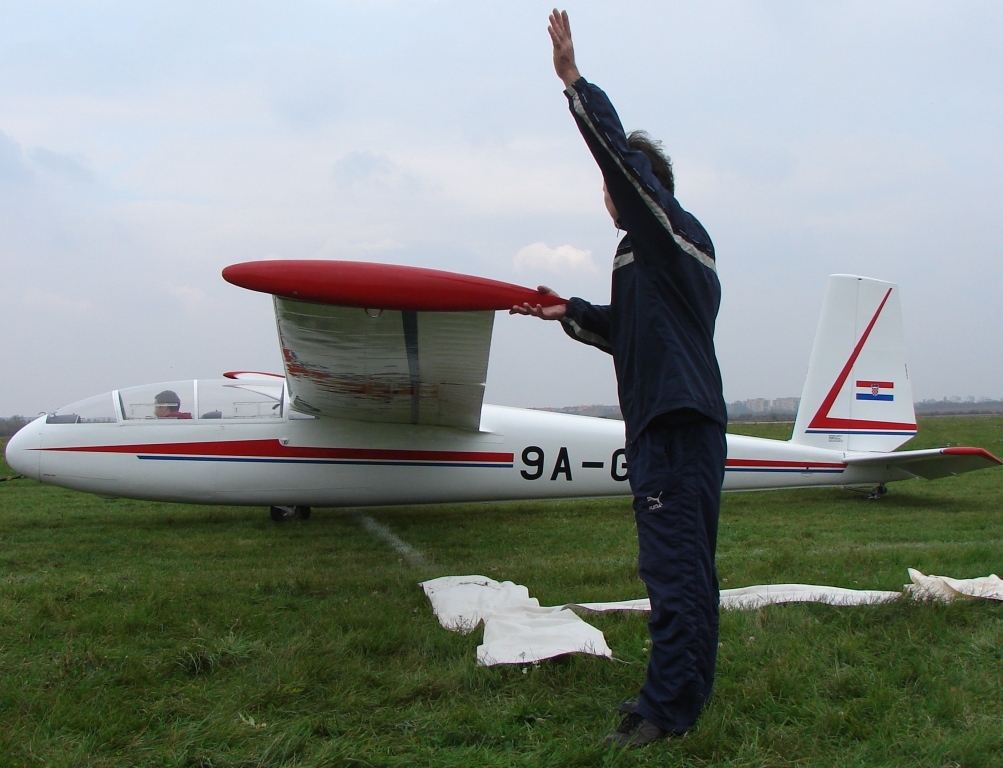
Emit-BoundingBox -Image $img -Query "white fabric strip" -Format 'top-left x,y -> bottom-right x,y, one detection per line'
422,570 -> 1003,666
566,85 -> 717,273
573,585 -> 899,613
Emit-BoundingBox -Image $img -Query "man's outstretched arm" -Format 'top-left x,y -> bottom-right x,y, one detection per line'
549,10 -> 717,271
510,286 -> 612,354
561,298 -> 612,354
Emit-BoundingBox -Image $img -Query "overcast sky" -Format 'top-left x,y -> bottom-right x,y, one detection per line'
2,1 -> 1002,416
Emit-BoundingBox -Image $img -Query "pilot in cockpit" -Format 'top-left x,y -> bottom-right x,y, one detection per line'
153,390 -> 193,419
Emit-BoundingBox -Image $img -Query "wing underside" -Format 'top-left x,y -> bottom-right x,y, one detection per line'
274,297 -> 494,430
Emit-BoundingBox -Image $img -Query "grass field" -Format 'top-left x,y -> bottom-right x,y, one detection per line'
1,417 -> 1002,767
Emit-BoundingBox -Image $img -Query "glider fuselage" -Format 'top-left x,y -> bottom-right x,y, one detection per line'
6,398 -> 909,507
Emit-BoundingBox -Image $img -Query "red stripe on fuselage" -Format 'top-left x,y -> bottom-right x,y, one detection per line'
40,439 -> 514,463
726,459 -> 846,469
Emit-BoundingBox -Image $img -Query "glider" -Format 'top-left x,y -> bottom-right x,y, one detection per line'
6,263 -> 999,520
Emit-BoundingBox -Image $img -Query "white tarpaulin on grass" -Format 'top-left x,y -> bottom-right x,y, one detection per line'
420,575 -> 613,665
421,570 -> 1003,666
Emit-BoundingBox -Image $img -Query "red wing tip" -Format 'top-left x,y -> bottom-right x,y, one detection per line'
942,446 -> 1003,464
222,259 -> 564,311
223,371 -> 286,381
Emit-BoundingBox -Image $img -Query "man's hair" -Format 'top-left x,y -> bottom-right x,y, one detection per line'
627,130 -> 674,195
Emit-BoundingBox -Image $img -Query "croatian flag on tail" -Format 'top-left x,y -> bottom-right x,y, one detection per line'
856,380 -> 894,401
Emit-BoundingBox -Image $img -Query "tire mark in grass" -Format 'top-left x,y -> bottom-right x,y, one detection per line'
351,512 -> 429,567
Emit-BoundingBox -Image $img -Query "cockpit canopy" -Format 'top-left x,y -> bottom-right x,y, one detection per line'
46,379 -> 286,424
45,392 -> 117,424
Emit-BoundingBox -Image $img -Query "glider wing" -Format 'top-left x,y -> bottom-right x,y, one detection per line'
223,260 -> 565,430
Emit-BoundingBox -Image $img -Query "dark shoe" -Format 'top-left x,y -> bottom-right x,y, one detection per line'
603,713 -> 668,748
617,699 -> 638,715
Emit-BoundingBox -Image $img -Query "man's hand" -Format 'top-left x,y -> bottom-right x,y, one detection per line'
510,286 -> 567,321
548,9 -> 581,88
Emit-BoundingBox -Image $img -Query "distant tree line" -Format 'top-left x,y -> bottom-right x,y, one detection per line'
915,400 -> 1003,415
538,399 -> 1003,424
1,417 -> 29,438
537,405 -> 623,420
727,399 -> 800,420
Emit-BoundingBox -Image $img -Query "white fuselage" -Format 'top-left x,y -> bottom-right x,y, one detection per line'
6,400 -> 910,507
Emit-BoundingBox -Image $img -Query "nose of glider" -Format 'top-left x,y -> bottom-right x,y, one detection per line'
5,416 -> 42,481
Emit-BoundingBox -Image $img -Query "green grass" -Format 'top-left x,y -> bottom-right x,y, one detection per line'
1,417 -> 1002,767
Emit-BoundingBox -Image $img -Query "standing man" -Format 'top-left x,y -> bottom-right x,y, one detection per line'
512,10 -> 728,747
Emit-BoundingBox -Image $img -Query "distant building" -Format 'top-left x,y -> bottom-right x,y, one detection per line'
772,397 -> 801,414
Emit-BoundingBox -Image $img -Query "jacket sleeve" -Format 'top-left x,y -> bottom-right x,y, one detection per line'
563,78 -> 716,273
561,297 -> 612,355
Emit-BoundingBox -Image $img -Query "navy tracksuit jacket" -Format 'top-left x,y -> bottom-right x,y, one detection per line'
560,78 -> 728,733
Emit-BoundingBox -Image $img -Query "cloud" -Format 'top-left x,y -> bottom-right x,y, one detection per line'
331,150 -> 420,193
0,130 -> 32,186
514,242 -> 597,274
3,2 -> 1003,413
29,147 -> 95,183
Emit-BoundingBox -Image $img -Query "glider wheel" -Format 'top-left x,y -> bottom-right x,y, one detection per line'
867,484 -> 888,501
270,505 -> 312,522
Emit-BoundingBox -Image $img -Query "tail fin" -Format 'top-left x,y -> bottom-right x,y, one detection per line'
791,275 -> 916,453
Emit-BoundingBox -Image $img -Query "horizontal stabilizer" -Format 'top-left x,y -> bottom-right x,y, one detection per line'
844,447 -> 1002,480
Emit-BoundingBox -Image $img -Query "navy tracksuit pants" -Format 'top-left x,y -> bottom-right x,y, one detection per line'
625,415 -> 727,733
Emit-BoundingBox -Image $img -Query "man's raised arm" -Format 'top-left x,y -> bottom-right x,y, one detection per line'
548,9 -> 581,87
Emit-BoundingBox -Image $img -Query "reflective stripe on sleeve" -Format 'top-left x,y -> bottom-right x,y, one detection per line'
567,86 -> 717,273
613,251 -> 634,270
562,318 -> 612,350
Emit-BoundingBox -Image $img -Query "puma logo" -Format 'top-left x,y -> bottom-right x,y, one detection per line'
646,492 -> 664,511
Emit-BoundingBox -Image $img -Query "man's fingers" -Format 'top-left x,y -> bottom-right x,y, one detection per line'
512,300 -> 562,320
548,20 -> 563,45
549,10 -> 568,42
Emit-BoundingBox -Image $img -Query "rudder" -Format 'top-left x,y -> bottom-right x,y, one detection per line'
791,275 -> 916,453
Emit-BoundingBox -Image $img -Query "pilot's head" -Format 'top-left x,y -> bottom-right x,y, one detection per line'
154,390 -> 181,418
